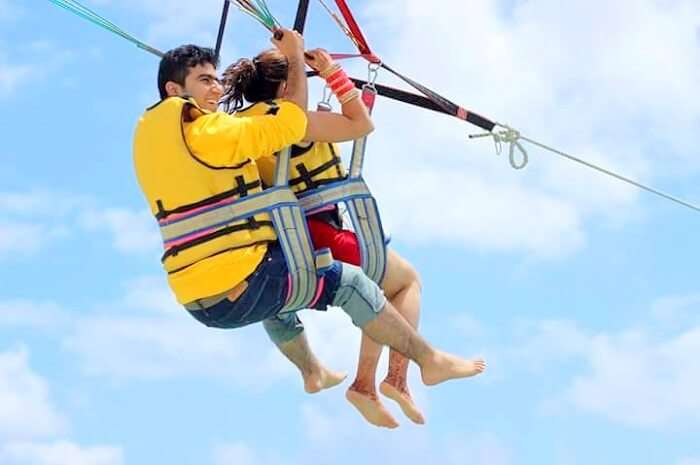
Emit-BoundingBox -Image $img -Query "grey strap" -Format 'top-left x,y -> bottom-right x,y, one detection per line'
274,146 -> 293,187
347,196 -> 387,284
160,188 -> 296,243
298,178 -> 371,212
298,178 -> 387,285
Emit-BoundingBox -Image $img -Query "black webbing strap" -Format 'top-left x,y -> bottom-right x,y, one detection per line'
161,220 -> 273,261
154,179 -> 262,220
214,0 -> 231,62
291,143 -> 314,158
289,156 -> 343,190
293,0 -> 311,33
305,73 -> 496,132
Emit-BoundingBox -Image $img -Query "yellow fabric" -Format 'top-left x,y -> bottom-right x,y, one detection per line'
132,97 -> 307,304
185,100 -> 307,167
238,101 -> 346,192
256,141 -> 346,193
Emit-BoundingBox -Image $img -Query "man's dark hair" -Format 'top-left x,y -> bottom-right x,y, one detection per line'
157,45 -> 219,99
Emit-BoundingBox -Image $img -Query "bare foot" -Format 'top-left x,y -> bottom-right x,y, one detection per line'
420,352 -> 486,386
346,387 -> 399,429
379,381 -> 425,425
304,367 -> 347,394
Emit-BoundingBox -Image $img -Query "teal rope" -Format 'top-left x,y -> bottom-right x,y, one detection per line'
253,0 -> 280,28
47,0 -> 163,57
230,0 -> 280,31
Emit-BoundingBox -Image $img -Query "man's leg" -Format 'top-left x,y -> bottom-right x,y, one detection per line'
347,250 -> 425,426
333,263 -> 486,387
263,311 -> 346,393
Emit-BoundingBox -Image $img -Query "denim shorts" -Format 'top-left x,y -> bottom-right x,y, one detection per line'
187,243 -> 342,330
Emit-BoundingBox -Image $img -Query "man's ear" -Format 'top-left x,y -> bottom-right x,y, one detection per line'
165,81 -> 183,97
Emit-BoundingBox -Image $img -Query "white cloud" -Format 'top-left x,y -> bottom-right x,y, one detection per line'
567,326 -> 700,428
296,400 -> 511,465
356,0 -> 700,257
0,300 -> 68,331
371,166 -> 585,258
0,349 -> 125,465
65,314 -> 248,380
451,313 -> 485,340
678,458 -> 700,465
297,308 -> 363,370
0,191 -> 91,218
0,190 -> 162,258
0,221 -> 70,259
79,208 -> 160,255
0,191 -> 92,259
0,62 -> 30,96
489,313 -> 700,429
121,275 -> 180,315
0,349 -> 66,441
0,222 -> 47,258
651,292 -> 700,327
213,442 -> 286,465
0,440 -> 123,465
92,0 -> 225,44
443,432 -> 513,465
0,40 -> 76,99
63,276 -> 295,385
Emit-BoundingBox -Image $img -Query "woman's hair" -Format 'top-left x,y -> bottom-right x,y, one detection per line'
220,49 -> 289,112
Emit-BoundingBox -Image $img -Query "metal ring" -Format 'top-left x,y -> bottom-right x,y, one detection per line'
367,62 -> 381,86
322,85 -> 332,104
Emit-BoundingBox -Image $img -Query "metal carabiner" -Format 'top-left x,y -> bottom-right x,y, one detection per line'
367,61 -> 381,89
317,85 -> 333,112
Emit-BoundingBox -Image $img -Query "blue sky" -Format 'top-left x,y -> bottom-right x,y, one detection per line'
1,0 -> 699,464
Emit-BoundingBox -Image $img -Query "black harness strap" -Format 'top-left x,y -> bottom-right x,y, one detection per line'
155,177 -> 261,220
290,156 -> 343,190
166,239 -> 274,274
214,0 -> 231,63
162,220 -> 274,261
291,143 -> 315,158
293,0 -> 311,33
328,143 -> 344,178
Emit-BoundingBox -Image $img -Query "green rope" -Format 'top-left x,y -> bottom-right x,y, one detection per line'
47,0 -> 163,57
230,0 -> 280,31
254,0 -> 279,27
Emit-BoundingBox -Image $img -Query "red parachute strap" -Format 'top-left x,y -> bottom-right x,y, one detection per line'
333,0 -> 378,61
329,52 -> 376,61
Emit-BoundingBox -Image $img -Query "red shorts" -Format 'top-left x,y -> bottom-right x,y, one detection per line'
307,217 -> 361,266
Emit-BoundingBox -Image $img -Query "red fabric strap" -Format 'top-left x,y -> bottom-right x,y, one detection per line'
334,0 -> 372,55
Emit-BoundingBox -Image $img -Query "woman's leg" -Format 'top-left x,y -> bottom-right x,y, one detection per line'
347,249 -> 425,425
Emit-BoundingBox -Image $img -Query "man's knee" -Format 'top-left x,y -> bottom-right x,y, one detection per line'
332,263 -> 387,327
263,312 -> 304,345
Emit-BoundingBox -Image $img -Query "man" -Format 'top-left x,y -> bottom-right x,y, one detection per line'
132,29 -> 486,408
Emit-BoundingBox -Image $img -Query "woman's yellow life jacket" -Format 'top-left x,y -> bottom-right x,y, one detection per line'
133,97 -> 277,274
237,101 -> 347,193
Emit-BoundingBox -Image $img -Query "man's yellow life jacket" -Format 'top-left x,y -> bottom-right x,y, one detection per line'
133,97 -> 276,274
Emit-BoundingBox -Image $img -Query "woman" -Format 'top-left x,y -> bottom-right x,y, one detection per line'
221,48 -> 426,428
